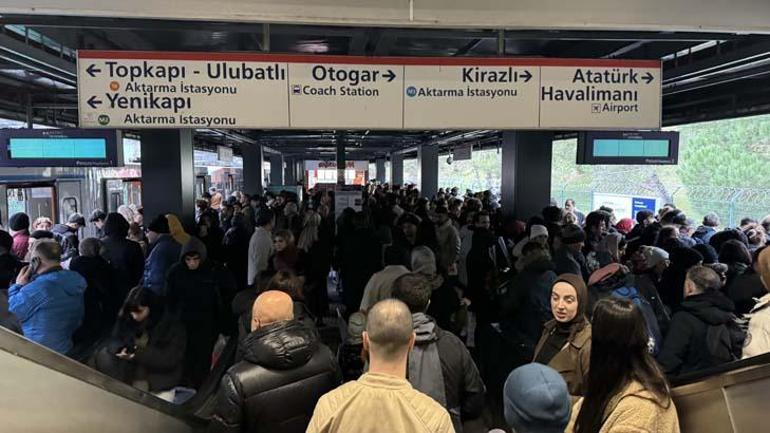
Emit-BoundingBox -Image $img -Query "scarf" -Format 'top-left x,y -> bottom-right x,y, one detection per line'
408,313 -> 447,407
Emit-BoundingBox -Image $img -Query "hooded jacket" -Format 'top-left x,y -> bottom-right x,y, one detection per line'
567,381 -> 680,433
8,269 -> 86,353
167,237 -> 236,388
101,214 -> 145,321
208,320 -> 341,433
657,291 -> 738,376
743,292 -> 770,359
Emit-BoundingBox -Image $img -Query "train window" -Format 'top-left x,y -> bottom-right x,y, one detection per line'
6,186 -> 55,223
61,196 -> 78,221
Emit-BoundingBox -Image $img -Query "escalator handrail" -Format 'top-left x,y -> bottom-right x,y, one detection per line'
669,352 -> 770,387
0,327 -> 207,426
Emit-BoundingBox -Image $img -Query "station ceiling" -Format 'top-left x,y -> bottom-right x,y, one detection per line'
2,15 -> 770,159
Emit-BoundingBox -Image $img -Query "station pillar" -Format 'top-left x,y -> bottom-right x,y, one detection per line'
418,144 -> 439,198
269,154 -> 284,186
375,158 -> 387,184
336,139 -> 346,186
241,143 -> 264,196
500,131 -> 553,219
391,153 -> 404,186
140,129 -> 196,231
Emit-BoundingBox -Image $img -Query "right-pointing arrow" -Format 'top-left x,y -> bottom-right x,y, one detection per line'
87,95 -> 103,109
520,70 -> 532,83
643,72 -> 655,84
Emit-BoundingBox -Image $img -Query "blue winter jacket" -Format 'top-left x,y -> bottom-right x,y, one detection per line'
144,234 -> 182,296
8,269 -> 86,354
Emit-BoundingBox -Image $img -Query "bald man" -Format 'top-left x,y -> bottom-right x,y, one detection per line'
307,299 -> 454,433
208,291 -> 341,433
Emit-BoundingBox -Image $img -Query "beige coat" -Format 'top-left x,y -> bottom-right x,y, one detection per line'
533,321 -> 592,397
566,380 -> 681,433
307,373 -> 455,433
743,293 -> 770,359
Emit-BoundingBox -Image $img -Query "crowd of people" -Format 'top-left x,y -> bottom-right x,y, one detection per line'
1,181 -> 770,432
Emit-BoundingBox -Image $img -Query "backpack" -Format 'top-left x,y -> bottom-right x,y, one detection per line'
705,315 -> 748,363
611,286 -> 663,356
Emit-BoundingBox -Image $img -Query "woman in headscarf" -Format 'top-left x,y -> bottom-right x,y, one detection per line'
533,274 -> 592,397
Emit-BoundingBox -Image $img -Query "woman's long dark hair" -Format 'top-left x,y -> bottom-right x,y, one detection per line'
574,297 -> 671,433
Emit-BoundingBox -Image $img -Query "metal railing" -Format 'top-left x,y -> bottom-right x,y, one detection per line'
553,185 -> 770,227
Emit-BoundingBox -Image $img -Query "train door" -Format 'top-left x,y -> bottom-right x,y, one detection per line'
56,180 -> 83,224
195,175 -> 208,198
103,178 -> 142,213
4,183 -> 57,225
225,174 -> 235,196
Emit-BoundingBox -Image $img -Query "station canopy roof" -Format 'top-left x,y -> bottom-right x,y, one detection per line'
2,15 -> 770,159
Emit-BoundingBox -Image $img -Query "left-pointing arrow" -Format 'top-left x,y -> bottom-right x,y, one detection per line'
86,64 -> 102,77
87,96 -> 103,109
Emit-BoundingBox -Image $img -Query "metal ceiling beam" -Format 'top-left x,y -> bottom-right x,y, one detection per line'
663,39 -> 770,81
0,32 -> 76,85
602,40 -> 648,59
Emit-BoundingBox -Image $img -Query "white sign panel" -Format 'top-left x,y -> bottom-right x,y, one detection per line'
540,63 -> 661,129
287,62 -> 403,128
78,52 -> 662,130
78,53 -> 289,128
402,64 -> 540,128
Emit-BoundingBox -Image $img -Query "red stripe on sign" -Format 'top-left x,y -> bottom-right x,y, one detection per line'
77,50 -> 661,68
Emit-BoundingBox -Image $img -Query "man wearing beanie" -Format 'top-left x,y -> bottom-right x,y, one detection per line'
503,363 -> 571,433
143,214 -> 182,295
8,212 -> 30,259
554,224 -> 589,280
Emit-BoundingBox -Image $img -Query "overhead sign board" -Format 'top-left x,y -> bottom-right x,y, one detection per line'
78,51 -> 661,130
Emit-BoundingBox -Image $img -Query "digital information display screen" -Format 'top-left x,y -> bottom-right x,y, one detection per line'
0,129 -> 120,167
9,138 -> 108,159
592,139 -> 670,158
577,131 -> 678,165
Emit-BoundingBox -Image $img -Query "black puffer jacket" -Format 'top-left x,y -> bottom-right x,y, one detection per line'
208,320 -> 341,433
500,253 -> 557,362
657,291 -> 737,377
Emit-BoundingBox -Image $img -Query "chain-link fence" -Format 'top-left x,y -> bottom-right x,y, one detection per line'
553,185 -> 770,227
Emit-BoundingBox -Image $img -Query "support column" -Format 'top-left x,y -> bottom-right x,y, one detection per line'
141,129 -> 195,231
501,131 -> 553,219
418,144 -> 439,198
241,143 -> 264,195
391,153 -> 404,186
375,158 -> 386,184
336,139 -> 346,186
295,160 -> 305,185
269,154 -> 284,186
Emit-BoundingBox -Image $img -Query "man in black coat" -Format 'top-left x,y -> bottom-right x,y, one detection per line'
658,265 -> 742,377
100,213 -> 145,325
208,290 -> 341,433
392,273 -> 486,433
